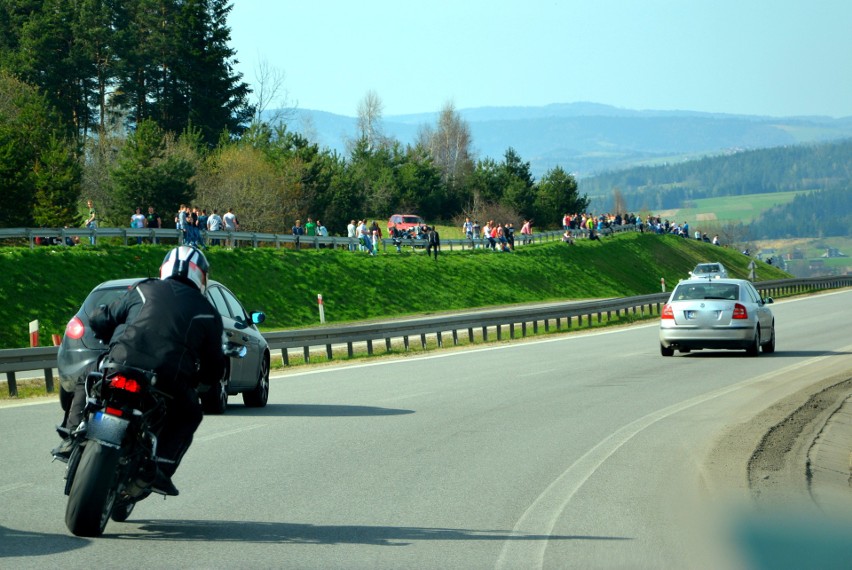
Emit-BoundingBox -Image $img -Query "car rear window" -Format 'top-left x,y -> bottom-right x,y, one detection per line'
82,286 -> 135,314
674,283 -> 739,301
402,216 -> 423,224
695,264 -> 721,273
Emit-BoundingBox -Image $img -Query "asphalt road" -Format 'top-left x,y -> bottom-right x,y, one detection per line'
1,290 -> 851,569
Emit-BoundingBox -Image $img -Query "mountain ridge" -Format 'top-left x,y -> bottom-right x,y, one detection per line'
286,102 -> 852,178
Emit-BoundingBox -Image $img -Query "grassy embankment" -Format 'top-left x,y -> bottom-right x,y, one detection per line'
0,231 -> 792,354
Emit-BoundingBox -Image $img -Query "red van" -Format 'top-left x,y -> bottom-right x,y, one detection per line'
387,214 -> 425,231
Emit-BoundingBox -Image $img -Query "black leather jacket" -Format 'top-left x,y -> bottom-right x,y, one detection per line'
90,278 -> 225,389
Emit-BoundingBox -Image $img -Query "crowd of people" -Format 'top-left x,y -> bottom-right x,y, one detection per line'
63,202 -> 724,253
107,204 -> 242,248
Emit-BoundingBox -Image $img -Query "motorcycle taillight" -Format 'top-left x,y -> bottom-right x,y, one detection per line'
110,374 -> 142,393
105,407 -> 124,417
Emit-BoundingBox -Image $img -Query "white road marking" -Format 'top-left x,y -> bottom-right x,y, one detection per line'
518,369 -> 559,378
494,349 -> 851,570
376,391 -> 434,404
195,423 -> 265,442
0,482 -> 33,495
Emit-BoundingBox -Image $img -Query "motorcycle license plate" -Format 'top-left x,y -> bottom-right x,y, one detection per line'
87,411 -> 130,446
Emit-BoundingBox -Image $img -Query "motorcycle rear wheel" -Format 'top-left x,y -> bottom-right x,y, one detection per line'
110,500 -> 136,522
65,441 -> 121,537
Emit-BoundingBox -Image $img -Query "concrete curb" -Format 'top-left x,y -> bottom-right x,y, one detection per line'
809,393 -> 852,513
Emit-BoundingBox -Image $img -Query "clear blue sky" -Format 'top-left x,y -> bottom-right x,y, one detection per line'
227,0 -> 852,118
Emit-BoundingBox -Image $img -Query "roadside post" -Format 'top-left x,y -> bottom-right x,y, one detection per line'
29,320 -> 39,347
661,278 -> 666,293
318,294 -> 326,324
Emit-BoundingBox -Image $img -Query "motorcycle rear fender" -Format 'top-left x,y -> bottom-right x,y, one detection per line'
86,411 -> 129,448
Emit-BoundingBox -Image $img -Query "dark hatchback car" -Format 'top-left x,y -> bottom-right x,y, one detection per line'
58,278 -> 270,414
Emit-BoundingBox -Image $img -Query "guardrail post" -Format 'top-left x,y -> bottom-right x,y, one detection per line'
367,340 -> 373,356
420,334 -> 427,349
403,336 -> 410,351
44,368 -> 55,393
497,325 -> 503,341
303,346 -> 310,363
326,344 -> 333,360
385,338 -> 391,352
6,372 -> 17,397
482,326 -> 488,342
467,328 -> 474,343
281,348 -> 289,366
436,332 -> 443,348
347,342 -> 354,358
452,330 -> 459,346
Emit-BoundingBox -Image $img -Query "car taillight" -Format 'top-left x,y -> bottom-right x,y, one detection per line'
661,304 -> 674,319
65,316 -> 85,340
732,303 -> 748,319
110,374 -> 142,393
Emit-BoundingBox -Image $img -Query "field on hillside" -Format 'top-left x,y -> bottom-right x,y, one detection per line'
654,190 -> 805,225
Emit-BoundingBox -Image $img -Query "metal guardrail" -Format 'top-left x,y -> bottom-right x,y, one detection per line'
0,346 -> 59,396
0,224 -> 635,251
3,275 -> 850,397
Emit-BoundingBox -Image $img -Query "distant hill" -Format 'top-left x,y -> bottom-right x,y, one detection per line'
578,138 -> 852,211
574,138 -> 852,242
284,102 -> 852,178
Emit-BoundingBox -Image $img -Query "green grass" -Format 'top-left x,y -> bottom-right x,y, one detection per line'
660,191 -> 806,224
0,232 -> 793,350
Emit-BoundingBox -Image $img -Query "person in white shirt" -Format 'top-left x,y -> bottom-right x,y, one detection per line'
347,220 -> 356,251
207,209 -> 223,246
222,208 -> 238,247
130,207 -> 147,244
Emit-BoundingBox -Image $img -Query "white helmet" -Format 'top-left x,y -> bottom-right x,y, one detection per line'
160,246 -> 209,294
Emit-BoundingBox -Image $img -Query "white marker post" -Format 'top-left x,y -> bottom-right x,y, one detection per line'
661,277 -> 666,293
318,294 -> 326,324
29,320 -> 39,347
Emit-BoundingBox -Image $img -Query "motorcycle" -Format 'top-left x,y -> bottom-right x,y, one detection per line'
56,343 -> 246,537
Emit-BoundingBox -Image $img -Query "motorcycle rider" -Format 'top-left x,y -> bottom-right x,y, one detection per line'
53,246 -> 225,496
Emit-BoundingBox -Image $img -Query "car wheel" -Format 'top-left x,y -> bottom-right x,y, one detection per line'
201,369 -> 229,414
243,355 -> 269,408
660,343 -> 674,357
762,324 -> 776,354
746,327 -> 760,356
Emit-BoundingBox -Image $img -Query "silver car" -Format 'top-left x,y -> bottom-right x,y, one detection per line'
689,262 -> 728,279
659,278 -> 775,356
